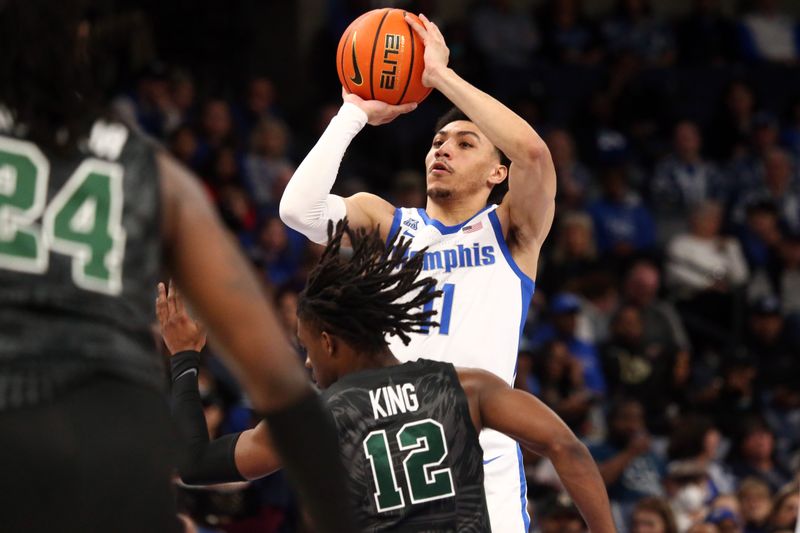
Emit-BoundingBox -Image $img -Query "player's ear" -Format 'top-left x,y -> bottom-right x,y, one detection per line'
321,331 -> 336,357
488,164 -> 507,186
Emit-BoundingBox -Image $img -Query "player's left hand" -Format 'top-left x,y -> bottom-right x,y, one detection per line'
156,280 -> 207,355
405,13 -> 450,88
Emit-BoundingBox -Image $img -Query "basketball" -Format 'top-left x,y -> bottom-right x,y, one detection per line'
336,8 -> 432,105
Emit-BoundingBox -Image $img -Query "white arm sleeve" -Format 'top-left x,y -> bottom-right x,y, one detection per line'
279,102 -> 368,244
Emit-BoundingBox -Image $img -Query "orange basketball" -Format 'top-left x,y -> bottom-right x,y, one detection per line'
336,8 -> 432,105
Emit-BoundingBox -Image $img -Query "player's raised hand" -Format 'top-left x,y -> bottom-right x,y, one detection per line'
156,280 -> 207,355
342,87 -> 417,126
404,13 -> 449,88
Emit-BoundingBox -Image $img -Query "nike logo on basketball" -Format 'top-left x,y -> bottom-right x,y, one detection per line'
350,32 -> 363,86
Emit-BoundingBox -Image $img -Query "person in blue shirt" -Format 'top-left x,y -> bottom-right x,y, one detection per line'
589,398 -> 666,530
528,292 -> 607,396
588,166 -> 656,259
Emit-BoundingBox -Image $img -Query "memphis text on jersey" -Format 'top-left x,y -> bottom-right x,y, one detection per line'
398,243 -> 496,274
370,383 -> 419,419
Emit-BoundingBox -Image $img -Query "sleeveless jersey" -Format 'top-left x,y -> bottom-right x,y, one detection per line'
385,204 -> 535,532
385,205 -> 533,383
0,121 -> 163,409
322,359 -> 490,532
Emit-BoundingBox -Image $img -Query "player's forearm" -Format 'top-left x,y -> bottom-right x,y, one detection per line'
169,351 -> 247,485
548,439 -> 616,533
429,67 -> 548,164
279,102 -> 366,243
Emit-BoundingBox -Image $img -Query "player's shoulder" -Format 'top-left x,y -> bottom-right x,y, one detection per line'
454,366 -> 507,397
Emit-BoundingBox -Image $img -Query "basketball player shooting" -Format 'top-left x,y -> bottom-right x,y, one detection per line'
160,221 -> 614,532
280,13 -> 556,531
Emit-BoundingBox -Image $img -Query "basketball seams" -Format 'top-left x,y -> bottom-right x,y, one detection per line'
368,8 -> 391,101
396,11 -> 414,105
340,27 -> 354,95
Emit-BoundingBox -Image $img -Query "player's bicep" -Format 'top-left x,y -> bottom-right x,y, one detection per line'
235,422 -> 281,480
502,153 -> 557,250
477,370 -> 575,457
343,192 -> 396,240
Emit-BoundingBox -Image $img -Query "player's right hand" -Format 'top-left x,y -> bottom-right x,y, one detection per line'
342,88 -> 417,126
156,280 -> 207,355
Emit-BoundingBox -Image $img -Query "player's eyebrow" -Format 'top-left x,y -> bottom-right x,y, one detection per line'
434,130 -> 482,143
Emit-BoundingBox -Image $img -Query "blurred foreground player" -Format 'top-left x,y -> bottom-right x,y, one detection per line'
0,3 -> 356,532
161,221 -> 614,532
280,13 -> 557,531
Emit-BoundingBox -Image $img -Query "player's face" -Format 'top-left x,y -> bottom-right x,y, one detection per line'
297,318 -> 337,389
424,120 -> 505,202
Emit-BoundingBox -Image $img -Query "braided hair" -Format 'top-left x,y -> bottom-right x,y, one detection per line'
298,219 -> 441,354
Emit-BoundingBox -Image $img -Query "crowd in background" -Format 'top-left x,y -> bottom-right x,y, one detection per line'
114,0 -> 800,531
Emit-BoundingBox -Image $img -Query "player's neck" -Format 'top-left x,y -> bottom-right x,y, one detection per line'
425,196 -> 488,226
346,346 -> 401,374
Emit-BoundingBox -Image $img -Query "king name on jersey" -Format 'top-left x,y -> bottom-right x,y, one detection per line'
399,243 -> 496,274
369,383 -> 419,419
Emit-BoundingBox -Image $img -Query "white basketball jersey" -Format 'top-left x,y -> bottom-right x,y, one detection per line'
387,204 -> 534,384
386,204 -> 534,532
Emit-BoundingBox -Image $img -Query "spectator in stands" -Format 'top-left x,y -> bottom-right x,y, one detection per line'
704,506 -> 743,533
667,414 -> 736,499
708,81 -> 757,160
674,0 -> 739,66
663,459 -> 711,532
236,76 -> 280,137
728,417 -> 792,493
194,99 -> 236,169
602,304 -> 689,434
168,125 -> 200,169
737,477 -> 772,533
622,260 -> 691,351
630,497 -> 679,533
251,214 -> 305,287
538,0 -> 603,65
529,292 -> 606,396
539,211 -> 602,296
589,398 -> 666,528
729,115 -> 789,205
738,201 -> 784,281
244,118 -> 293,208
737,0 -> 800,64
781,97 -> 800,158
469,0 -> 539,98
745,296 -> 800,391
706,355 -> 762,438
778,233 -> 800,315
650,120 -> 723,242
169,69 -> 196,130
534,340 -> 594,432
765,482 -> 799,532
111,61 -> 173,138
548,128 -> 595,209
600,0 -> 675,66
666,201 -> 748,349
736,149 -> 800,234
588,165 -> 657,260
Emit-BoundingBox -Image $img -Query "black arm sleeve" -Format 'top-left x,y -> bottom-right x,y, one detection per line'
169,351 -> 246,484
263,393 -> 360,533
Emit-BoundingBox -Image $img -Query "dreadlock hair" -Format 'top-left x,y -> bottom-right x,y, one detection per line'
434,107 -> 511,205
298,219 -> 441,354
0,0 -> 110,149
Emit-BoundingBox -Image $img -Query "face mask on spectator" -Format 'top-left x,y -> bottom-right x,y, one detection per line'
675,484 -> 707,512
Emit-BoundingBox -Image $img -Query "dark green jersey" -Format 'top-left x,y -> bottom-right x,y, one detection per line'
0,121 -> 163,409
321,359 -> 490,532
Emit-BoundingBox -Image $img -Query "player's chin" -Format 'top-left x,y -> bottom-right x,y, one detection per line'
426,186 -> 453,200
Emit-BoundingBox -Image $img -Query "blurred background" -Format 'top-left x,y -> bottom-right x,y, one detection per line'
95,0 -> 800,531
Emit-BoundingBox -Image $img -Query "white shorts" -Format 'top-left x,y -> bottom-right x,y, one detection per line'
480,429 -> 530,532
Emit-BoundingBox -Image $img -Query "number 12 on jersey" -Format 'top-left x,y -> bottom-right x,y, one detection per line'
421,283 -> 455,335
363,418 -> 455,512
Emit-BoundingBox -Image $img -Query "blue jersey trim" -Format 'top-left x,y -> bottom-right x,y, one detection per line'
488,210 -> 535,291
385,208 -> 402,246
415,205 -> 494,235
517,444 -> 531,531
